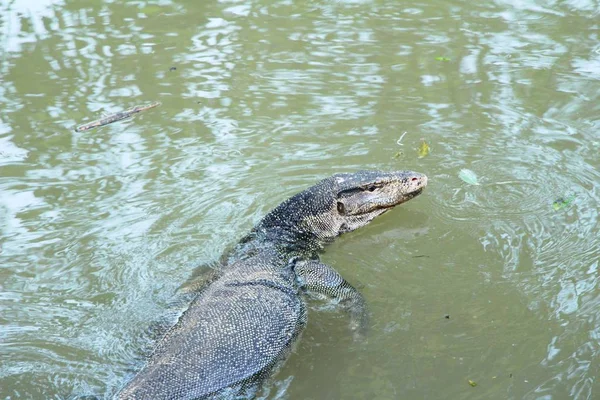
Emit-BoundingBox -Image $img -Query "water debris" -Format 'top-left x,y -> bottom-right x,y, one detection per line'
552,194 -> 575,211
435,56 -> 451,62
75,102 -> 161,132
396,131 -> 407,146
444,314 -> 450,319
417,138 -> 430,158
468,379 -> 477,387
169,66 -> 177,71
393,132 -> 407,159
458,169 -> 480,185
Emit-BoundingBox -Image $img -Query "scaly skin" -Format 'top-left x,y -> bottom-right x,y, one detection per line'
117,170 -> 428,400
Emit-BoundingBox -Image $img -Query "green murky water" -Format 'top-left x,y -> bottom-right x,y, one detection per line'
1,0 -> 599,398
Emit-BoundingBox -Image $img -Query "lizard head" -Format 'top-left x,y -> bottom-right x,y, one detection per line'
328,170 -> 428,234
256,170 -> 427,248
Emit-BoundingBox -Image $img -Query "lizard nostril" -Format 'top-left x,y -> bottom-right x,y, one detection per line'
412,177 -> 418,181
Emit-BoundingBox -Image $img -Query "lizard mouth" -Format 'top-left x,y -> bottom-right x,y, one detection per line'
370,187 -> 425,215
374,187 -> 423,215
394,187 -> 424,206
408,187 -> 424,198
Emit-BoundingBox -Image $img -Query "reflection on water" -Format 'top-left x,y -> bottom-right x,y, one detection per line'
1,0 -> 599,398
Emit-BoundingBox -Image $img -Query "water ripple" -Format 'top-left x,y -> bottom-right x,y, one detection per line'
1,0 -> 600,398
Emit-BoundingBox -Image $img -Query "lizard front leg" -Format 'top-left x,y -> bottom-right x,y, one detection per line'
293,259 -> 368,341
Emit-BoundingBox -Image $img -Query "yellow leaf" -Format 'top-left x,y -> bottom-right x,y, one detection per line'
468,379 -> 477,387
417,139 -> 430,158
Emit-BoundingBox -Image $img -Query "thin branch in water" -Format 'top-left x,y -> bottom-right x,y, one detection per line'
75,102 -> 161,132
396,131 -> 407,146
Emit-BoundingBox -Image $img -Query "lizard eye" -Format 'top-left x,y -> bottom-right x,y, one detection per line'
367,185 -> 376,192
337,202 -> 345,214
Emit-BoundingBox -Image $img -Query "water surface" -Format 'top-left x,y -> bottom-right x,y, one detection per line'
1,0 -> 599,398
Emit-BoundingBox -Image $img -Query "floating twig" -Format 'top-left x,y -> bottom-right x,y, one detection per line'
75,102 -> 161,132
396,132 -> 406,146
396,131 -> 407,146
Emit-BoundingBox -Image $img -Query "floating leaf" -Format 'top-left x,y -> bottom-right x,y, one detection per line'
435,56 -> 451,62
417,139 -> 430,158
458,169 -> 480,185
552,194 -> 575,211
468,379 -> 477,387
393,151 -> 403,159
